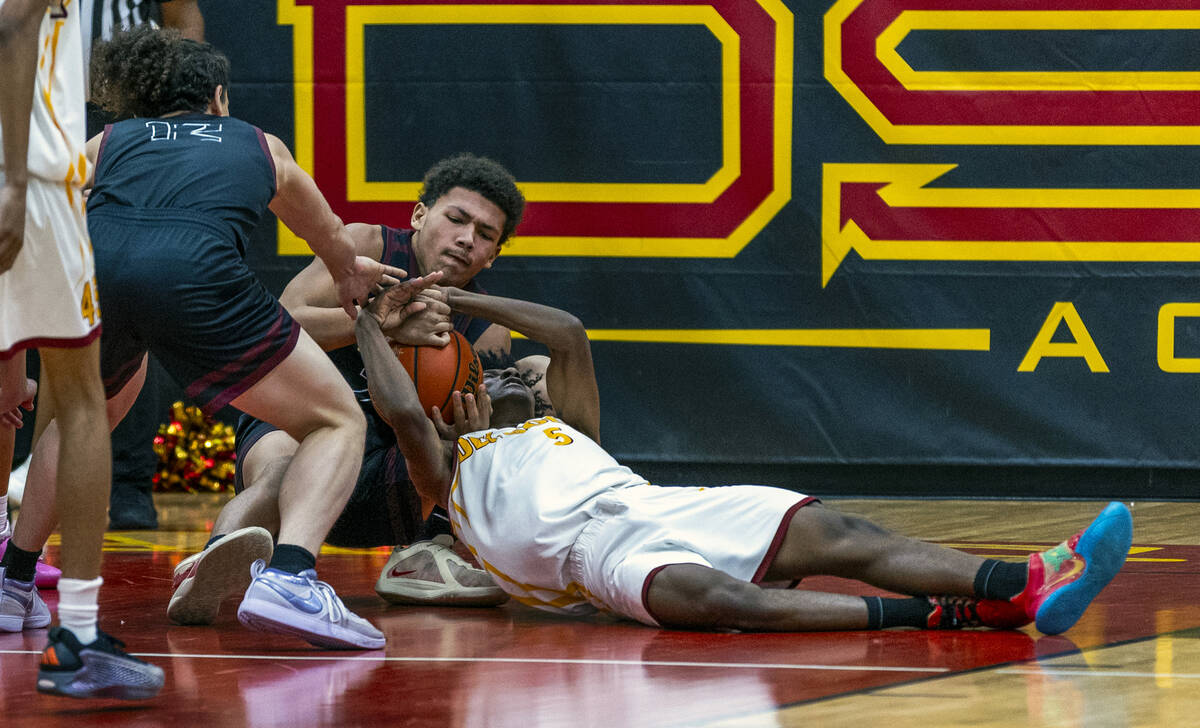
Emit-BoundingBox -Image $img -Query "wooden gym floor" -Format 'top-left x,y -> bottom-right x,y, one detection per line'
1,496 -> 1197,727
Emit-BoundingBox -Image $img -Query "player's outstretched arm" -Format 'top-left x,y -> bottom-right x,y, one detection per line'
280,223 -> 454,350
0,0 -> 44,273
281,223 -> 384,349
356,274 -> 454,504
445,289 -> 600,443
264,133 -> 403,318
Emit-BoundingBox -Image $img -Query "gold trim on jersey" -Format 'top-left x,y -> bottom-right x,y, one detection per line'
450,509 -> 611,614
42,15 -> 72,166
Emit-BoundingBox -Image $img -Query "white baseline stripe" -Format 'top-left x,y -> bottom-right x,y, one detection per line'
1000,667 -> 1200,679
0,650 -> 947,673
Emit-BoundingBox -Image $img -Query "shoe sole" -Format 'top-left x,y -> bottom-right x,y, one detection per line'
168,527 -> 274,625
0,610 -> 50,632
1035,502 -> 1133,635
236,598 -> 385,650
37,666 -> 164,700
374,580 -> 508,607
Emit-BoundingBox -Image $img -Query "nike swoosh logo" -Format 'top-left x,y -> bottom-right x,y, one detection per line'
261,579 -> 325,614
172,562 -> 200,590
1042,555 -> 1085,592
387,568 -> 417,579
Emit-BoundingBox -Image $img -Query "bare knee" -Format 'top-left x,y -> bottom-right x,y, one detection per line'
819,510 -> 889,545
238,431 -> 299,487
646,564 -> 768,631
38,347 -> 107,425
215,453 -> 289,537
326,395 -> 366,436
247,456 -> 290,500
766,506 -> 895,581
288,397 -> 366,444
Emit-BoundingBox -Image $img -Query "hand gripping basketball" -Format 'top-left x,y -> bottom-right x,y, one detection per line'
390,331 -> 483,424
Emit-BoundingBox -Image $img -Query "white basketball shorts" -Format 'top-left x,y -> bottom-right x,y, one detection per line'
0,175 -> 99,358
566,483 -> 816,626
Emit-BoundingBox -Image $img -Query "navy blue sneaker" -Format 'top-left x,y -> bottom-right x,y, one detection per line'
37,627 -> 164,700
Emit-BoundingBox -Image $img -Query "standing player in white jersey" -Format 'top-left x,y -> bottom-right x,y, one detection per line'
0,0 -> 163,698
355,286 -> 1132,636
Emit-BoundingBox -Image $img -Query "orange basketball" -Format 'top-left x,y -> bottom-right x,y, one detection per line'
390,330 -> 482,422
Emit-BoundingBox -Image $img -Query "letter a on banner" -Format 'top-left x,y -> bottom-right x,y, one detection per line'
1018,302 -> 1109,373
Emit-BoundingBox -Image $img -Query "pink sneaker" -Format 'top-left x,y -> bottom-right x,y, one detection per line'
0,539 -> 59,590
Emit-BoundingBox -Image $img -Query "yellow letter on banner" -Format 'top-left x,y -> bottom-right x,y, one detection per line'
1157,303 -> 1200,373
1018,302 -> 1109,373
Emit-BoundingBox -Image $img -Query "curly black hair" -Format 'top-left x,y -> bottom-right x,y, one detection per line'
419,154 -> 526,245
90,25 -> 230,118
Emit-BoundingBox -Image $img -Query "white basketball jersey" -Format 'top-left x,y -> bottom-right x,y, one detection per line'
449,416 -> 647,614
0,0 -> 88,186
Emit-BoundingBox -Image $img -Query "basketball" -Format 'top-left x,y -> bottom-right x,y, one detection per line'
390,330 -> 482,422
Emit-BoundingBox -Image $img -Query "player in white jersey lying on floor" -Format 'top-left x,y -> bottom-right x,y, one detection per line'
354,286 -> 1132,634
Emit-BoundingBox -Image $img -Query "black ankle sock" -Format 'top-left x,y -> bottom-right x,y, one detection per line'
268,544 -> 316,575
204,534 -> 226,551
973,559 -> 1028,600
417,506 -> 453,540
863,596 -> 933,629
0,541 -> 41,583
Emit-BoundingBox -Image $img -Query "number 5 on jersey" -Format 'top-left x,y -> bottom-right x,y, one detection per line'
543,427 -> 573,446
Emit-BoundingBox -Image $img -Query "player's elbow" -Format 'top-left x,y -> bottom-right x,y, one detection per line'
278,286 -> 304,313
371,394 -> 425,434
549,313 -> 588,349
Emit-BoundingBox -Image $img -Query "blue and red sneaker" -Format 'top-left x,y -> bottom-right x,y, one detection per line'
1011,501 -> 1133,635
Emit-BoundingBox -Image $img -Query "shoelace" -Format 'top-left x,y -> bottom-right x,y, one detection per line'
304,575 -> 349,624
932,596 -> 982,628
251,561 -> 351,625
93,630 -> 130,654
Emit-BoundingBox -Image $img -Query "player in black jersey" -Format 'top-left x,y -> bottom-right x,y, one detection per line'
13,26 -> 401,650
169,154 -> 529,624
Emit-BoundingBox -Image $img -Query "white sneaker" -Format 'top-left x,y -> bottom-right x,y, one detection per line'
168,527 -> 273,625
0,566 -> 50,632
237,560 -> 385,650
374,534 -> 508,607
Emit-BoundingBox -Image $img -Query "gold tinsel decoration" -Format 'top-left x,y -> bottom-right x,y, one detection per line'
152,401 -> 236,493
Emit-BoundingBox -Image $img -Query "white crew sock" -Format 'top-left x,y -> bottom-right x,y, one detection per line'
57,576 -> 103,645
0,494 -> 9,540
